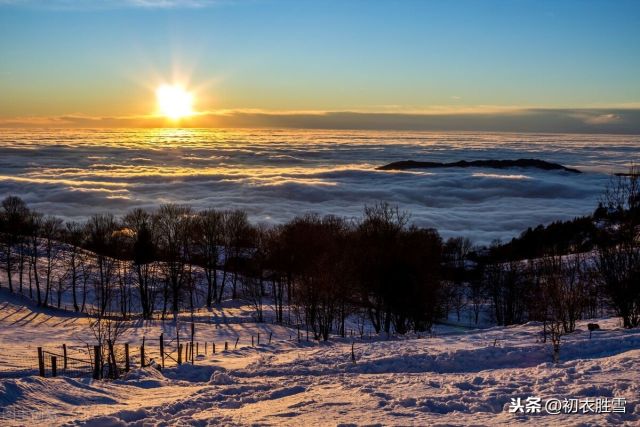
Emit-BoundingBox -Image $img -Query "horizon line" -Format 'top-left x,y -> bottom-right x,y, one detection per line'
2,107 -> 640,135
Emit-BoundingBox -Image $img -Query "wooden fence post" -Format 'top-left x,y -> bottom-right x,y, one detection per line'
269,332 -> 273,345
257,333 -> 260,346
124,343 -> 130,372
178,344 -> 183,365
160,333 -> 165,370
108,340 -> 118,380
93,345 -> 101,379
51,356 -> 57,377
86,343 -> 92,368
252,336 -> 254,347
37,347 -> 45,377
205,342 -> 207,355
224,341 -> 228,351
176,330 -> 180,363
213,342 -> 216,354
234,337 -> 239,349
62,343 -> 68,371
191,322 -> 195,364
196,342 -> 199,357
140,344 -> 146,368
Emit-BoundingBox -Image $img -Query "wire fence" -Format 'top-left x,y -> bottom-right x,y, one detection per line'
2,329 -> 290,380
0,309 -> 387,380
0,353 -> 41,378
42,349 -> 94,378
1,324 -> 402,381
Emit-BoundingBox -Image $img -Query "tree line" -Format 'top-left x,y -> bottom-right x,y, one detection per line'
0,199 -> 446,338
0,169 -> 638,340
476,169 -> 640,332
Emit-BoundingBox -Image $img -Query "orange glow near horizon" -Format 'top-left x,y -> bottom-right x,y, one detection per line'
156,84 -> 195,120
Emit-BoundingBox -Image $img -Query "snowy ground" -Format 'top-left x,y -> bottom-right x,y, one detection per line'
0,294 -> 639,426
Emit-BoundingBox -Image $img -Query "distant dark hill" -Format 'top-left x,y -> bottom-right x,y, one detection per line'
377,158 -> 582,173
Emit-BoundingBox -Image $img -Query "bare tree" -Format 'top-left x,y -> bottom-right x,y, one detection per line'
356,203 -> 409,334
88,308 -> 130,379
194,209 -> 224,308
483,259 -> 528,326
537,254 -> 588,334
241,224 -> 267,322
27,212 -> 43,305
64,221 -> 86,312
124,208 -> 158,320
467,276 -> 485,325
78,249 -> 92,313
548,317 -> 563,364
155,204 -> 192,319
224,209 -> 252,300
1,196 -> 29,293
86,214 -> 119,315
443,237 -> 473,322
41,216 -> 63,307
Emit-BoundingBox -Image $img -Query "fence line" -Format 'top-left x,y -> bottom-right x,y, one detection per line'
0,322 -> 407,381
27,328 -> 307,380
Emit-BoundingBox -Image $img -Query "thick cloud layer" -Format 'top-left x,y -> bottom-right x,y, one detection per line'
0,129 -> 637,245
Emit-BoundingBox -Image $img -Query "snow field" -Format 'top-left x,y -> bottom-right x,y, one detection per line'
0,295 -> 638,426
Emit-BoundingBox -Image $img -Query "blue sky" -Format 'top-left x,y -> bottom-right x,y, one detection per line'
0,0 -> 639,131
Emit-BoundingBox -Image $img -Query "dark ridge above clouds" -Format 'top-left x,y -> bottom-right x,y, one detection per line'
377,159 -> 582,173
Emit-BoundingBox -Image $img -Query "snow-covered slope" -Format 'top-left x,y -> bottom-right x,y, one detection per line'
0,296 -> 638,426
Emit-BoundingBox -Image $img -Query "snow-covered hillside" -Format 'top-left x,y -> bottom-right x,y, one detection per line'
0,293 -> 638,426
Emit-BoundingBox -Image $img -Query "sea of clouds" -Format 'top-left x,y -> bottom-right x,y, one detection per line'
0,128 -> 638,245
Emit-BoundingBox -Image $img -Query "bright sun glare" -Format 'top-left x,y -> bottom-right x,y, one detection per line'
156,84 -> 194,120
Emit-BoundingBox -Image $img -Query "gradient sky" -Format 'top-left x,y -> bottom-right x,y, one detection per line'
0,0 -> 639,131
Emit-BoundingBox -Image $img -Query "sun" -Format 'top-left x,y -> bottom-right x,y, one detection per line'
156,84 -> 194,120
